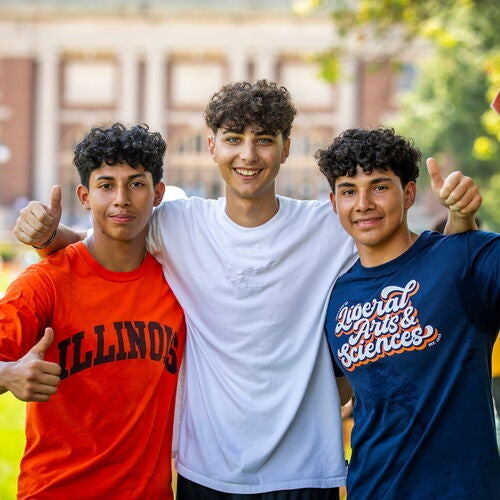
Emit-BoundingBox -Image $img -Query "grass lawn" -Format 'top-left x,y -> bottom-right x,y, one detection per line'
0,394 -> 25,500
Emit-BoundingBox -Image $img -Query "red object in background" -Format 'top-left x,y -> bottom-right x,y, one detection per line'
491,89 -> 500,114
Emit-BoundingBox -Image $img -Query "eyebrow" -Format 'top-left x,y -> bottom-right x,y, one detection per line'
94,172 -> 147,181
337,176 -> 394,188
221,128 -> 275,136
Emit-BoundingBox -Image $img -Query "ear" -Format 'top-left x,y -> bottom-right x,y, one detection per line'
207,135 -> 217,163
329,191 -> 338,214
404,181 -> 417,209
153,182 -> 166,207
280,138 -> 291,164
76,185 -> 91,211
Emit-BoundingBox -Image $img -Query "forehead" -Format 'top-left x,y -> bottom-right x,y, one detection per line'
218,124 -> 279,136
335,165 -> 399,186
89,162 -> 148,180
336,166 -> 396,183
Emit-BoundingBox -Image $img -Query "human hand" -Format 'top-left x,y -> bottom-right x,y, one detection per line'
14,185 -> 62,247
2,328 -> 61,402
426,158 -> 482,217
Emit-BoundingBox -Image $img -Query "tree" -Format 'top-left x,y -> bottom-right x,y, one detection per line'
296,0 -> 500,229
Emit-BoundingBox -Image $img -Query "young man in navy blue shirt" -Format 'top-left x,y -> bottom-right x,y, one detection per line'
316,127 -> 499,499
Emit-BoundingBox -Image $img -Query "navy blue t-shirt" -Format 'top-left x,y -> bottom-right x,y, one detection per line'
325,230 -> 500,499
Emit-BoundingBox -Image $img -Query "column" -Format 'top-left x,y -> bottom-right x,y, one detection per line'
228,52 -> 248,82
143,51 -> 166,135
34,50 -> 59,201
118,50 -> 140,124
336,54 -> 361,129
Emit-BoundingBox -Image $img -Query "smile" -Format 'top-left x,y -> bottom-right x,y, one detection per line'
110,214 -> 135,222
354,217 -> 382,227
234,168 -> 261,177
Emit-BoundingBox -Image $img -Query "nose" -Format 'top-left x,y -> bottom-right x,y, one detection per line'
356,190 -> 375,211
114,186 -> 131,206
239,140 -> 258,162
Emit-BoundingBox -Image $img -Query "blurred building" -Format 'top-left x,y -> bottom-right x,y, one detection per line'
0,0 -> 421,227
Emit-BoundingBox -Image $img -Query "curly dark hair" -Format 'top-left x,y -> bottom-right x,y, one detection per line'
204,80 -> 297,139
73,122 -> 166,187
315,128 -> 421,191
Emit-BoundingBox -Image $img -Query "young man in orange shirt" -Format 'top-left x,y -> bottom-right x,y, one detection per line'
0,123 -> 185,499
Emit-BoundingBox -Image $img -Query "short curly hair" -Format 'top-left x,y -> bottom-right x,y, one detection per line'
73,122 -> 166,187
204,80 -> 297,139
315,128 -> 421,191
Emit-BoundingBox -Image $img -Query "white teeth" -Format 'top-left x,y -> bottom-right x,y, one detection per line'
235,168 -> 259,177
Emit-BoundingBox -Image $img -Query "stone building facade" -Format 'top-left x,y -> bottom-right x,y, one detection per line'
0,0 -> 419,227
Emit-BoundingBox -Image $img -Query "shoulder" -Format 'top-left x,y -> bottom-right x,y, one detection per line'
2,245 -> 78,301
152,196 -> 220,221
278,196 -> 330,212
277,196 -> 339,224
421,229 -> 499,253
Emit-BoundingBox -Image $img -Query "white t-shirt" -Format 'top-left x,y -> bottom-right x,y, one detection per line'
147,195 -> 358,494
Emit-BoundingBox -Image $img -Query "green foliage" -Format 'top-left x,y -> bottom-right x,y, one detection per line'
303,0 -> 500,230
310,48 -> 342,82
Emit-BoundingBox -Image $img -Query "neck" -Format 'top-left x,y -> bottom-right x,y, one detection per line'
225,194 -> 279,228
84,234 -> 148,272
358,230 -> 420,268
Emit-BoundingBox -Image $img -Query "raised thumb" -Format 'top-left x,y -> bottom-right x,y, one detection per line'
48,185 -> 62,219
31,327 -> 54,359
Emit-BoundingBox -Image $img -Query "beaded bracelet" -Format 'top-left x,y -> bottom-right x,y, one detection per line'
31,229 -> 57,249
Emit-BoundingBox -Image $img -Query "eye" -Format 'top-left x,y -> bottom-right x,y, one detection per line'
373,185 -> 388,192
257,137 -> 273,144
130,181 -> 145,188
225,136 -> 240,144
341,189 -> 356,196
98,183 -> 113,190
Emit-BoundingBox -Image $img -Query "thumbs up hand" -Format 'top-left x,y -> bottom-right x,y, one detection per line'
14,185 -> 62,248
0,328 -> 62,402
426,158 -> 482,216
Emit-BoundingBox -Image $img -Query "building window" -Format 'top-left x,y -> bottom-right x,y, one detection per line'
63,59 -> 116,107
170,60 -> 224,108
279,60 -> 333,110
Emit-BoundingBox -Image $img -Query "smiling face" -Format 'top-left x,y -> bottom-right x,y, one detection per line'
77,162 -> 165,247
331,166 -> 416,266
208,124 -> 290,207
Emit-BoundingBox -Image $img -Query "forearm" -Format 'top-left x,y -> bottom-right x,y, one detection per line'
0,362 -> 13,395
336,376 -> 353,406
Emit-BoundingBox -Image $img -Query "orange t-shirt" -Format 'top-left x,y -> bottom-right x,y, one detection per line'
0,242 -> 185,500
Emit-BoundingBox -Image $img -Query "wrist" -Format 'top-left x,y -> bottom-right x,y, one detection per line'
31,230 -> 57,250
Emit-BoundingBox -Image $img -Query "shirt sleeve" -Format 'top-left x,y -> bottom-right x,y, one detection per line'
0,265 -> 53,361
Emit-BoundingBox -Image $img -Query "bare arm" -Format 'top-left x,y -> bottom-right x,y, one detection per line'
0,328 -> 61,402
336,375 -> 353,406
426,158 -> 481,234
14,185 -> 85,256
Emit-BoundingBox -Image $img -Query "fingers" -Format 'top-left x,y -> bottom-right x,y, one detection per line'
13,186 -> 61,246
8,358 -> 61,402
20,368 -> 61,402
427,157 -> 482,216
441,171 -> 482,215
14,201 -> 52,242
